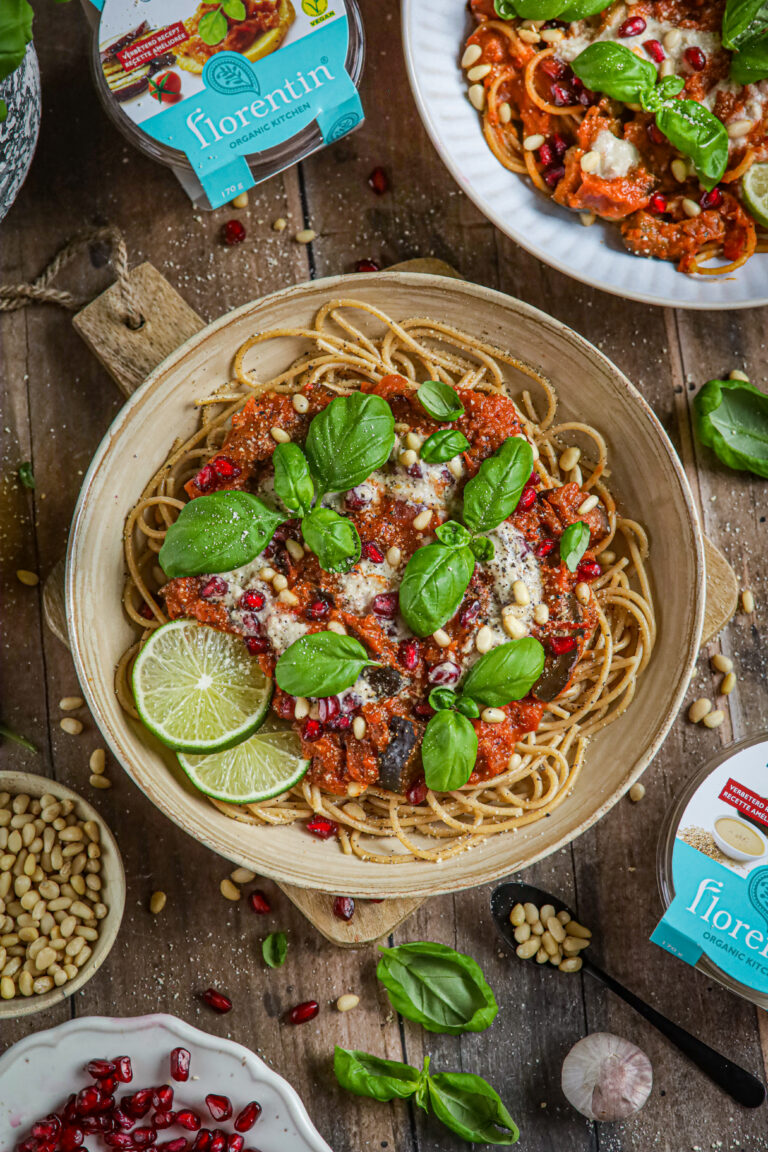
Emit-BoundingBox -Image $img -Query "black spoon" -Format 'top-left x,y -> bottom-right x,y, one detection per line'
491,881 -> 766,1109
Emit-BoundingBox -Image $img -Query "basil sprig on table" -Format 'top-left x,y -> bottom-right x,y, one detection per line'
570,43 -> 729,190
420,428 -> 470,463
417,380 -> 465,421
158,491 -> 285,578
693,377 -> 768,477
421,638 -> 545,790
559,520 -> 590,572
17,462 -> 35,489
275,632 -> 378,697
335,1050 -> 519,1145
377,941 -> 498,1034
262,931 -> 287,968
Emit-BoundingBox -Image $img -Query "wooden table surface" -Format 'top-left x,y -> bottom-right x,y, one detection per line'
2,2 -> 768,1149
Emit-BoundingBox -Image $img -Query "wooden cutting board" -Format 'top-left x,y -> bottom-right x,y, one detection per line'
43,256 -> 738,947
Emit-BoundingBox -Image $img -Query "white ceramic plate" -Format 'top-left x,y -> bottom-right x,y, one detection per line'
0,1013 -> 332,1151
401,0 -> 768,310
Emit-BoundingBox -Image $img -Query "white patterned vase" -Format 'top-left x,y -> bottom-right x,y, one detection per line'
0,45 -> 41,223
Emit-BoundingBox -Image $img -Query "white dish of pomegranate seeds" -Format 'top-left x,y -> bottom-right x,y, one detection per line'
0,1013 -> 332,1152
401,0 -> 768,309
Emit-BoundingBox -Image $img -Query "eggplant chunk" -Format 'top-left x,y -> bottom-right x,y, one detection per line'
363,664 -> 403,697
532,637 -> 583,703
377,716 -> 418,793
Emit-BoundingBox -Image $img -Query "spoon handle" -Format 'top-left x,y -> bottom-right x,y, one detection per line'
584,959 -> 765,1108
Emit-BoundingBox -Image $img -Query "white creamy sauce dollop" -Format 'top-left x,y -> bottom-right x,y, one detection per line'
592,129 -> 641,178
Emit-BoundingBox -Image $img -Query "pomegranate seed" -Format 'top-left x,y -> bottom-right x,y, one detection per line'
317,696 -> 340,723
355,258 -> 380,272
126,1089 -> 154,1118
333,895 -> 355,921
133,1128 -> 158,1148
368,166 -> 389,194
398,638 -> 419,670
330,713 -> 351,731
17,1141 -> 38,1152
550,85 -> 572,108
227,1138 -> 244,1152
345,485 -> 371,510
361,542 -> 384,563
194,463 -> 216,492
155,1112 -> 177,1129
211,455 -> 240,479
518,486 -> 536,511
372,592 -> 398,617
113,1109 -> 134,1131
248,889 -> 271,914
32,1120 -> 60,1141
548,132 -> 567,159
63,1096 -> 78,1122
643,38 -> 664,62
544,164 -> 565,187
459,599 -> 480,626
114,1056 -> 133,1083
647,122 -> 665,146
87,1060 -> 116,1079
192,1132 -> 213,1151
221,220 -> 246,246
414,700 -> 435,720
76,1087 -> 102,1115
200,576 -> 227,598
684,45 -> 706,70
202,988 -> 232,1014
701,187 -> 723,209
538,143 -> 554,167
59,1130 -> 84,1152
541,56 -> 567,79
154,1086 -> 174,1109
100,1074 -> 119,1094
649,192 -> 667,213
240,590 -> 265,611
406,461 -> 424,479
169,1047 -> 191,1083
576,559 -> 602,581
550,636 -> 576,655
245,636 -> 268,656
205,1096 -> 233,1123
158,1142 -> 189,1152
306,815 -> 338,839
288,1000 -> 319,1024
305,598 -> 330,620
234,1102 -> 262,1133
176,1111 -> 202,1131
406,777 -> 428,805
535,538 -> 555,558
302,718 -> 323,742
427,661 -> 461,686
105,1135 -> 135,1150
618,15 -> 646,35
210,1133 -> 227,1152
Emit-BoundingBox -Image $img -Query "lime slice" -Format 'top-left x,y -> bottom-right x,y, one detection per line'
742,163 -> 768,230
178,719 -> 309,803
132,620 -> 272,753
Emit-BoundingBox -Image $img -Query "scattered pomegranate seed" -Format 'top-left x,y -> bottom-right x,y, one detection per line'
209,1133 -> 227,1152
32,1118 -> 61,1140
133,1127 -> 159,1148
413,700 -> 434,718
60,1129 -> 85,1152
154,1085 -> 174,1109
368,166 -> 389,194
406,777 -> 428,805
155,1111 -> 177,1129
227,1137 -> 245,1152
193,1132 -> 213,1151
643,38 -> 665,62
317,696 -> 340,723
113,1109 -> 134,1130
518,486 -> 536,511
398,638 -> 420,670
234,1102 -> 262,1133
459,599 -> 481,626
361,541 -> 385,563
221,220 -> 246,246
195,463 -> 216,492
306,815 -> 338,839
158,1141 -> 189,1152
86,1060 -> 116,1079
535,538 -> 555,558
176,1110 -> 203,1131
76,1086 -> 102,1115
330,713 -> 351,731
543,164 -> 565,187
684,45 -> 706,70
548,132 -> 567,159
550,636 -> 577,655
333,895 -> 355,921
647,122 -> 665,145
200,576 -> 227,598
550,86 -> 572,109
649,192 -> 667,213
302,718 -> 323,742
288,1000 -> 320,1024
541,56 -> 567,80
169,1047 -> 190,1082
538,142 -> 554,167
201,988 -> 232,1014
126,1088 -> 154,1118
618,15 -> 646,35
428,660 -> 461,686
345,485 -> 372,510
355,258 -> 380,272
305,597 -> 331,620
248,889 -> 271,914
406,461 -> 424,479
105,1136 -> 135,1149
576,559 -> 602,581
245,636 -> 268,655
240,590 -> 265,611
372,592 -> 398,617
701,187 -> 723,209
211,455 -> 240,479
205,1095 -> 233,1122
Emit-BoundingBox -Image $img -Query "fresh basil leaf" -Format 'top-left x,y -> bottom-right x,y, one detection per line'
304,393 -> 395,495
197,6 -> 228,45
470,535 -> 495,562
559,0 -> 611,16
509,0 -> 568,16
417,380 -> 465,421
493,0 -> 517,15
723,0 -> 768,48
694,378 -> 768,478
461,638 -> 546,707
275,631 -> 375,697
334,1047 -> 424,1102
0,100 -> 7,123
427,1073 -> 519,1145
560,520 -> 590,572
730,34 -> 768,82
420,428 -> 470,463
655,99 -> 729,190
658,74 -> 685,98
18,462 -> 34,489
159,491 -> 284,578
399,544 -> 475,636
463,436 -> 534,533
273,442 -> 314,517
0,0 -> 33,84
421,709 -> 478,791
571,42 -> 657,103
0,722 -> 37,753
221,0 -> 246,16
434,520 -> 471,548
456,696 -> 481,719
429,686 -> 458,712
377,942 -> 498,1035
262,931 -> 287,968
301,507 -> 361,574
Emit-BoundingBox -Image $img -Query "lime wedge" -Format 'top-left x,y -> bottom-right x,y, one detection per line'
132,620 -> 272,753
178,719 -> 309,803
742,163 -> 768,230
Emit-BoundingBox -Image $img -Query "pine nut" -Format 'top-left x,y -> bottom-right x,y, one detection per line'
682,198 -> 701,218
286,539 -> 305,561
292,392 -> 309,414
580,151 -> 600,174
575,582 -> 590,605
272,574 -> 288,592
559,957 -> 583,973
540,26 -> 564,41
461,43 -> 482,68
533,603 -> 549,625
663,28 -> 682,49
523,133 -> 545,151
502,613 -> 527,639
481,707 -> 506,724
90,776 -> 111,789
559,447 -> 581,472
689,697 -> 712,723
413,509 -> 432,531
742,589 -> 755,613
467,63 -> 491,81
563,935 -> 591,954
600,550 -> 616,566
566,920 -> 591,939
659,59 -> 675,77
294,697 -> 310,720
721,672 -> 736,695
542,931 -> 558,956
149,891 -> 167,915
69,901 -> 93,920
468,83 -> 486,111
629,782 -> 646,802
703,710 -> 725,729
524,902 -> 539,924
278,589 -> 299,606
516,938 -> 540,960
353,716 -> 367,740
34,946 -> 56,971
446,456 -> 464,478
272,217 -> 287,232
220,878 -> 241,902
577,494 -> 599,515
671,158 -> 688,183
18,969 -> 34,997
336,993 -> 360,1012
531,919 -> 544,936
727,119 -> 753,138
512,580 -> 530,606
270,426 -> 290,443
294,229 -> 316,244
399,449 -> 418,467
231,868 -> 256,884
539,904 -> 555,924
509,903 -> 526,927
59,697 -> 83,711
514,923 -> 531,944
476,625 -> 494,653
517,27 -> 541,43
0,976 -> 15,999
60,718 -> 83,736
499,101 -> 512,124
729,369 -> 750,381
74,946 -> 92,969
580,212 -> 596,228
16,570 -> 39,586
386,546 -> 401,567
711,653 -> 733,673
328,621 -> 347,635
546,916 -> 566,943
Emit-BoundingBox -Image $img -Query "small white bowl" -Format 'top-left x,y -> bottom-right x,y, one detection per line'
0,1013 -> 332,1151
0,771 -> 125,1019
712,813 -> 768,864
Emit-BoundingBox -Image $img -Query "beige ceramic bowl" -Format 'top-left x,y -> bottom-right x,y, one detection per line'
0,772 -> 125,1019
66,273 -> 705,898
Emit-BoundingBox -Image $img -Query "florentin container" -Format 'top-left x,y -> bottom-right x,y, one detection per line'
655,733 -> 768,1011
82,0 -> 364,208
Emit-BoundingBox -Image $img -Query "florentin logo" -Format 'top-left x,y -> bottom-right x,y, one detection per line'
686,876 -> 768,963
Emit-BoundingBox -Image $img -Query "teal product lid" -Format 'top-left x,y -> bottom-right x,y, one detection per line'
88,0 -> 364,208
654,734 -> 768,1007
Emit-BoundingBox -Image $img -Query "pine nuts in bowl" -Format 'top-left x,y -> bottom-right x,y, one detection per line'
0,771 -> 125,1019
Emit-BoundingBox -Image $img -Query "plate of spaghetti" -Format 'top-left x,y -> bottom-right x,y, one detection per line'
67,273 -> 704,897
402,0 -> 768,308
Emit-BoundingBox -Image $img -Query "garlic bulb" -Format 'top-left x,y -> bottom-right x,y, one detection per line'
561,1033 -> 653,1121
